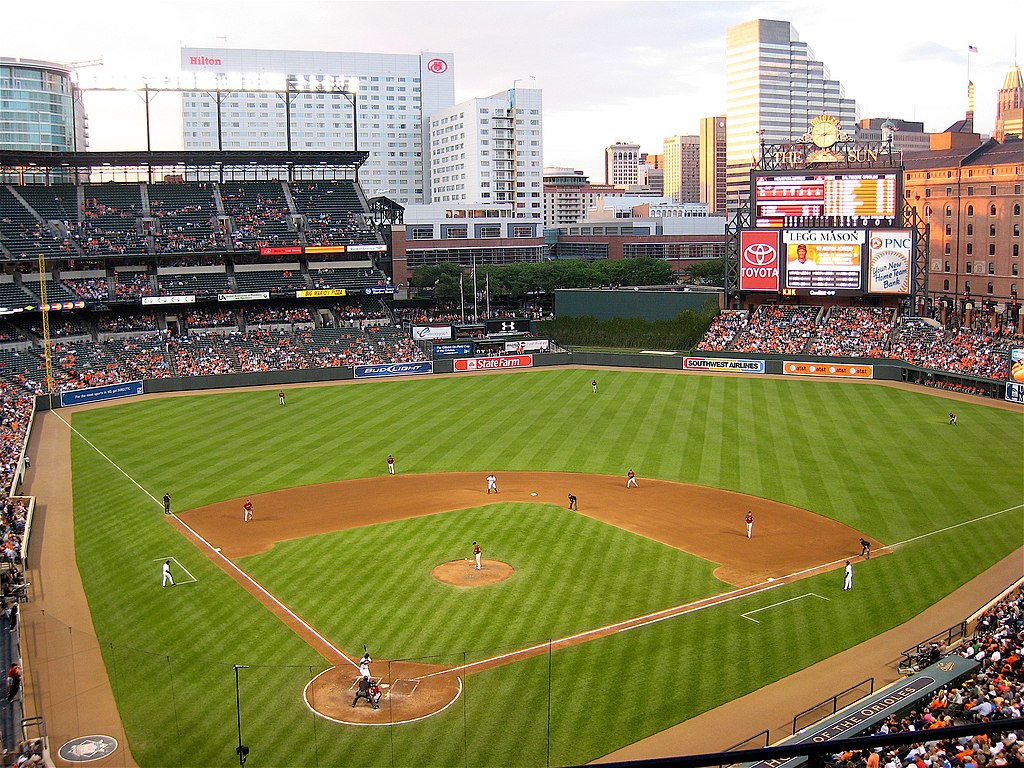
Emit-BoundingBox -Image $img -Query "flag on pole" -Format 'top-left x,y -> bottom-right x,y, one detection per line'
968,45 -> 978,53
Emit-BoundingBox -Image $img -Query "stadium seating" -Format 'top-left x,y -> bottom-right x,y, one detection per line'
0,280 -> 36,308
728,305 -> 819,354
297,327 -> 378,367
221,182 -> 300,251
149,183 -> 224,254
809,306 -> 894,357
233,269 -> 309,294
289,181 -> 379,245
78,184 -> 147,256
309,267 -> 389,291
167,333 -> 240,376
0,187 -> 76,260
63,276 -> 111,301
694,310 -> 748,352
233,329 -> 311,372
112,269 -> 153,299
156,272 -> 230,296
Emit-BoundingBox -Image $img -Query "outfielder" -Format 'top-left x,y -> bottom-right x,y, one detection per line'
592,379 -> 598,393
486,474 -> 498,494
626,469 -> 638,488
278,390 -> 286,406
745,511 -> 753,539
243,499 -> 254,522
473,541 -> 481,570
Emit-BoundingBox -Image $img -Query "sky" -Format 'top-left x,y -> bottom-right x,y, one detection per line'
5,0 -> 1022,181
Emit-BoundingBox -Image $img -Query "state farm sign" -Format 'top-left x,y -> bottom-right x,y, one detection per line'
454,355 -> 533,372
739,231 -> 780,292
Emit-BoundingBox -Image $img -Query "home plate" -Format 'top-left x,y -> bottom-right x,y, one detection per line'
530,492 -> 537,496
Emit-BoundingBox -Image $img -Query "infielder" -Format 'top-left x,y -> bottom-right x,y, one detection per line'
486,474 -> 498,494
860,538 -> 872,558
567,493 -> 577,510
243,499 -> 254,522
745,511 -> 753,539
473,541 -> 481,570
387,454 -> 395,475
626,469 -> 638,488
358,652 -> 372,680
163,493 -> 171,515
161,560 -> 174,587
843,560 -> 853,591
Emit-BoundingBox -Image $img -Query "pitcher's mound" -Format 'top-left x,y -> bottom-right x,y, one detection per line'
432,559 -> 514,586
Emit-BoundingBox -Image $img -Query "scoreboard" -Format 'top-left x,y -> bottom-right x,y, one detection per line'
754,172 -> 899,229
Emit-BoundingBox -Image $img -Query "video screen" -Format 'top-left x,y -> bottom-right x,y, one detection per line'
754,172 -> 899,228
783,230 -> 863,291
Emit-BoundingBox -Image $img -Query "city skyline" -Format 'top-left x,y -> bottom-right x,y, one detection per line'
3,0 -> 1020,181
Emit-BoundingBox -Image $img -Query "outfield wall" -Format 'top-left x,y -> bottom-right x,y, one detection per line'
32,351 -> 1012,411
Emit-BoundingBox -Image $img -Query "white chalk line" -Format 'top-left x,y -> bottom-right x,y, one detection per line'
53,411 -> 160,506
55,410 -> 357,671
154,556 -> 198,585
741,592 -> 830,624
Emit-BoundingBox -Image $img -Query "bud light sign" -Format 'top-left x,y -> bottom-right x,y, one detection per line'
354,362 -> 433,378
739,231 -> 780,292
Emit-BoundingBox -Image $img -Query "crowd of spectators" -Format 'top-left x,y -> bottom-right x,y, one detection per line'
167,334 -> 238,377
729,306 -> 819,355
103,334 -> 172,381
694,311 -> 748,352
63,277 -> 109,301
185,310 -> 237,330
810,307 -> 894,358
332,302 -> 390,326
891,326 -> 1015,380
0,381 -> 32,586
235,330 -> 309,372
96,314 -> 158,334
825,587 -> 1023,767
113,271 -> 153,298
242,307 -> 316,328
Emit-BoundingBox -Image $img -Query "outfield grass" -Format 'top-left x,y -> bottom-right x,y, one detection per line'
64,370 -> 1023,767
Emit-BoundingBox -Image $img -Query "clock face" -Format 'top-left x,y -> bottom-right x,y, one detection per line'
811,122 -> 839,148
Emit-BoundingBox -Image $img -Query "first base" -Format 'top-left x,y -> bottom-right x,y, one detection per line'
530,492 -> 538,496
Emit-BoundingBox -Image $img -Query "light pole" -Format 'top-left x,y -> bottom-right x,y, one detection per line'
233,665 -> 250,766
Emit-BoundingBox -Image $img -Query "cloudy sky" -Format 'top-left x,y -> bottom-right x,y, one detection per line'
6,0 -> 1021,180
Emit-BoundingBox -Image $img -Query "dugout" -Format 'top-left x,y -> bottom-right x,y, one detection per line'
555,288 -> 721,321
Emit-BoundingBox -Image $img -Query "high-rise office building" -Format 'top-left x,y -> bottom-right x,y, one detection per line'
0,57 -> 88,152
428,87 -> 543,214
724,19 -> 859,208
663,135 -> 700,203
179,47 -> 455,204
542,167 -> 622,226
699,116 -> 727,214
993,64 -> 1023,143
605,142 -> 641,187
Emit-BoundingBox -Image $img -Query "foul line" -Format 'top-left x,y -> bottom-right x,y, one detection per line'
53,411 -> 161,506
740,592 -> 829,624
54,410 -> 357,671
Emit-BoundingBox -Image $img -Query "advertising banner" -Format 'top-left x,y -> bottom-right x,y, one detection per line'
504,339 -> 550,353
346,244 -> 387,252
259,246 -> 303,256
142,295 -> 196,305
218,292 -> 270,302
305,245 -> 346,254
296,289 -> 346,298
867,230 -> 912,294
1006,383 -> 1024,404
362,286 -> 396,295
354,362 -> 433,378
412,325 -> 453,341
454,355 -> 533,372
683,357 -> 766,373
783,361 -> 873,378
783,230 -> 864,291
1009,349 -> 1024,383
60,380 -> 143,407
433,343 -> 474,357
738,231 -> 781,292
484,318 -> 531,335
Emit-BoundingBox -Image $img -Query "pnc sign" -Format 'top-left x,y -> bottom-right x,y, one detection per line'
739,231 -> 780,292
426,58 -> 448,74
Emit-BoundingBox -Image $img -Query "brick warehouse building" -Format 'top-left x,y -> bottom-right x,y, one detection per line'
904,138 -> 1023,316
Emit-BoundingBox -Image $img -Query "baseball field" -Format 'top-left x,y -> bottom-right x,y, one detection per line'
32,368 -> 1024,767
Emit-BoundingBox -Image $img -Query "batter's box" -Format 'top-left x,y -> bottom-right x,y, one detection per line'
389,679 -> 418,698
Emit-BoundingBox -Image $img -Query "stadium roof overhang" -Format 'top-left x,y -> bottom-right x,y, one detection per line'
0,149 -> 370,173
